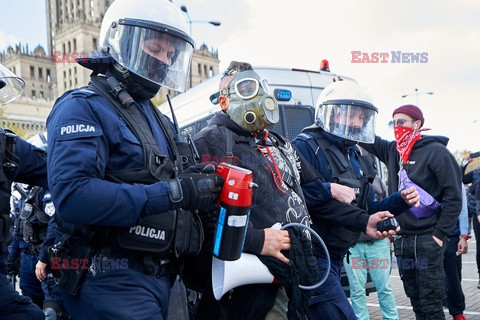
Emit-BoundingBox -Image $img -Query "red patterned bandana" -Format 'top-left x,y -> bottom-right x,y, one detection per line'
394,126 -> 421,164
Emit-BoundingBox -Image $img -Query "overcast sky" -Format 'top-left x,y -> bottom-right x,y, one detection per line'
1,0 -> 479,153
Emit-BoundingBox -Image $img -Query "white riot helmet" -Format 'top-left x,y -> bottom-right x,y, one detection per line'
0,63 -> 25,105
315,81 -> 377,144
99,0 -> 194,92
27,132 -> 48,151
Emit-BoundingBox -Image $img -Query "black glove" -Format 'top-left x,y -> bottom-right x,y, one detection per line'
7,257 -> 20,276
202,206 -> 220,236
169,164 -> 224,213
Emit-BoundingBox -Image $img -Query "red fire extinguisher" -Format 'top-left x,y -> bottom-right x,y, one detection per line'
213,162 -> 254,261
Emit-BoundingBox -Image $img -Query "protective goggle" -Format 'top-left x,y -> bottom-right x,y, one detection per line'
222,77 -> 260,99
388,118 -> 414,128
210,77 -> 270,104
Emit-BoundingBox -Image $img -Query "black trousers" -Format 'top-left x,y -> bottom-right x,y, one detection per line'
394,234 -> 447,320
443,236 -> 465,316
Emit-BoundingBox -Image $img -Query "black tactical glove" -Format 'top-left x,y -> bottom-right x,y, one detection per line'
7,256 -> 20,276
169,164 -> 224,213
201,206 -> 220,236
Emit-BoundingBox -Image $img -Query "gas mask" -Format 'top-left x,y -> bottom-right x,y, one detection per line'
222,70 -> 279,132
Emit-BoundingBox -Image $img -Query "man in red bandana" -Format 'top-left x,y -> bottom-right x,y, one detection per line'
361,104 -> 463,320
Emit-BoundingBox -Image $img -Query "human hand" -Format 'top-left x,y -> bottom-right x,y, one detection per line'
432,235 -> 443,247
457,237 -> 468,254
35,261 -> 48,282
331,183 -> 356,204
261,228 -> 290,264
366,211 -> 400,239
401,186 -> 420,207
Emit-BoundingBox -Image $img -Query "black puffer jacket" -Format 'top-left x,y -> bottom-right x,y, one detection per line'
361,135 -> 462,241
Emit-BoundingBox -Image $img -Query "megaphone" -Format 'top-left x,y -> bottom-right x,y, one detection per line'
211,223 -> 330,300
212,252 -> 276,300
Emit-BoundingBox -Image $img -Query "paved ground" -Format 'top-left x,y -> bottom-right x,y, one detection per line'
363,236 -> 480,320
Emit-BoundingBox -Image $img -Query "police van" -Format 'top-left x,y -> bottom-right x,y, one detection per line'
160,63 -> 379,297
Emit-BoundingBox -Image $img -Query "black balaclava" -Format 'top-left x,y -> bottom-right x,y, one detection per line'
109,60 -> 160,100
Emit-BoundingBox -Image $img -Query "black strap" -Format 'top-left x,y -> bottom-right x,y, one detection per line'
89,76 -> 181,179
90,77 -> 163,161
147,101 -> 184,173
225,129 -> 235,164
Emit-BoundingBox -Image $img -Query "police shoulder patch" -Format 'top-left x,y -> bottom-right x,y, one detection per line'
57,122 -> 103,141
44,202 -> 56,217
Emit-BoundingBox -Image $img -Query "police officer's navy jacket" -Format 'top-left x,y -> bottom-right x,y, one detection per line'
47,87 -> 172,227
360,135 -> 462,241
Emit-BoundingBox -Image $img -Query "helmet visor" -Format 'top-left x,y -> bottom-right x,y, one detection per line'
106,22 -> 193,92
317,103 -> 377,143
0,64 -> 25,105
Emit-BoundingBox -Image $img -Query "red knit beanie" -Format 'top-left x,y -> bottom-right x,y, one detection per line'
392,104 -> 424,127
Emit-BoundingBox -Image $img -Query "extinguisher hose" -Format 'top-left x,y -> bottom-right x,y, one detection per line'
281,222 -> 330,290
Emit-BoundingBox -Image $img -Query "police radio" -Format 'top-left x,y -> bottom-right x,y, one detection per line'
213,163 -> 254,261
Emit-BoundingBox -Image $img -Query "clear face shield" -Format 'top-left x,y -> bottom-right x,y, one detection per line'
316,103 -> 377,143
0,64 -> 25,105
221,70 -> 279,132
104,19 -> 193,92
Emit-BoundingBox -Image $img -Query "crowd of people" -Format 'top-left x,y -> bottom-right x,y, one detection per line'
0,0 -> 478,319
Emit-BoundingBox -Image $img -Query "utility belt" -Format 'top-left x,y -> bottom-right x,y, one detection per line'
52,208 -> 203,295
89,248 -> 170,278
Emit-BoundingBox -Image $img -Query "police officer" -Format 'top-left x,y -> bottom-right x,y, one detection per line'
293,81 -> 418,320
46,0 -> 223,319
0,63 -> 46,319
8,183 -> 47,307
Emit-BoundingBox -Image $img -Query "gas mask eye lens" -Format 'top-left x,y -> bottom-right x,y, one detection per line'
233,78 -> 259,100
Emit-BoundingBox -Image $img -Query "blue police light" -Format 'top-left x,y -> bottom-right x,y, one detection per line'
274,89 -> 292,102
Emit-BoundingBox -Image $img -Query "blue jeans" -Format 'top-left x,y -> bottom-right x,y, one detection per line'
308,251 -> 357,320
343,239 -> 398,320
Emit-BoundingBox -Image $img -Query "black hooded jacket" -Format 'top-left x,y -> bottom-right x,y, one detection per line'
360,135 -> 462,241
